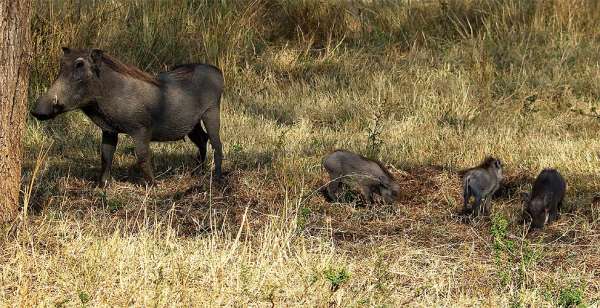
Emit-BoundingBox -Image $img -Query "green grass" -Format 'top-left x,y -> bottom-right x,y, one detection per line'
3,0 -> 600,306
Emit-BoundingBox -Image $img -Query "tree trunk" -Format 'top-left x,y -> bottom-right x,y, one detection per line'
0,0 -> 32,222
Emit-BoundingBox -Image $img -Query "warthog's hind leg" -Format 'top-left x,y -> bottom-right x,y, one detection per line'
188,122 -> 210,171
202,108 -> 223,179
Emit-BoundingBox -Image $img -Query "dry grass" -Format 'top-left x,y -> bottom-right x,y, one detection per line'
2,0 -> 600,306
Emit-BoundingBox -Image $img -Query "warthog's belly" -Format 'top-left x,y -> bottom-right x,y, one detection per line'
149,88 -> 204,141
150,122 -> 196,141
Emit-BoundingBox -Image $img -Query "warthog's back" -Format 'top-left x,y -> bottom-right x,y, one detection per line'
159,64 -> 223,94
149,64 -> 224,141
531,169 -> 566,199
323,150 -> 389,182
464,168 -> 498,196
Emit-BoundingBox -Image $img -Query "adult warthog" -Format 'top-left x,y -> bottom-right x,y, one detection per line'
31,48 -> 224,186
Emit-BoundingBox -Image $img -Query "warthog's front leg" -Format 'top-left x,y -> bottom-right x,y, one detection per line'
325,177 -> 342,202
483,197 -> 492,216
99,131 -> 118,187
463,187 -> 471,214
133,132 -> 154,184
472,195 -> 483,217
361,185 -> 375,204
548,204 -> 559,224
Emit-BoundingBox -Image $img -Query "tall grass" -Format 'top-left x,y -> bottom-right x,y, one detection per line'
5,0 -> 600,305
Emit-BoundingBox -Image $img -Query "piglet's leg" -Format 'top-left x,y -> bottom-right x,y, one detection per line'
472,195 -> 483,217
361,185 -> 375,204
548,204 -> 560,223
326,177 -> 342,202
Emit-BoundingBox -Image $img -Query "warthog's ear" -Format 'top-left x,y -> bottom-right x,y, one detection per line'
379,176 -> 396,190
494,159 -> 502,169
520,191 -> 530,201
90,49 -> 104,77
91,49 -> 104,64
62,47 -> 71,55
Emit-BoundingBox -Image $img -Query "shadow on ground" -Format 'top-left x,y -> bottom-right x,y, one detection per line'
22,153 -> 600,262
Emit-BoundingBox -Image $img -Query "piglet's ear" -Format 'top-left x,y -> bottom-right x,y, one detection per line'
62,47 -> 71,55
90,48 -> 104,65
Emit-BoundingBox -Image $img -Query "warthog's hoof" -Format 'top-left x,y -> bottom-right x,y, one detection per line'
141,177 -> 155,187
98,176 -> 111,188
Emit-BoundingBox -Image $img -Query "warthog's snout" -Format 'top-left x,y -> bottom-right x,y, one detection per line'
30,109 -> 53,121
31,96 -> 60,121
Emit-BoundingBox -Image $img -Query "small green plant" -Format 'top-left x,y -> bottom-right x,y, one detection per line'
558,285 -> 585,308
230,143 -> 243,156
509,295 -> 523,308
108,198 -> 125,212
274,127 -> 291,159
490,214 -> 514,263
99,191 -> 125,212
365,99 -> 386,160
324,267 -> 350,291
491,214 -> 514,288
490,213 -> 543,306
78,290 -> 90,305
357,298 -> 370,306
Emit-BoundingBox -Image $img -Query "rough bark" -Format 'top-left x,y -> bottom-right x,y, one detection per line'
0,0 -> 32,222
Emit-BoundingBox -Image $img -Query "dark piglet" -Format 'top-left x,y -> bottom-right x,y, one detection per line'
462,157 -> 503,217
524,169 -> 566,229
322,150 -> 400,204
31,48 -> 224,186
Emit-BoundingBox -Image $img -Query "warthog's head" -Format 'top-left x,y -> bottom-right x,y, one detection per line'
483,157 -> 503,181
525,194 -> 550,229
31,47 -> 104,120
380,179 -> 401,203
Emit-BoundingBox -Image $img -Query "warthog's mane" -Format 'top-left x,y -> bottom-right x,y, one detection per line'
373,159 -> 395,180
101,56 -> 222,86
101,54 -> 160,86
456,156 -> 500,177
476,156 -> 500,169
458,156 -> 499,176
164,63 -> 197,81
